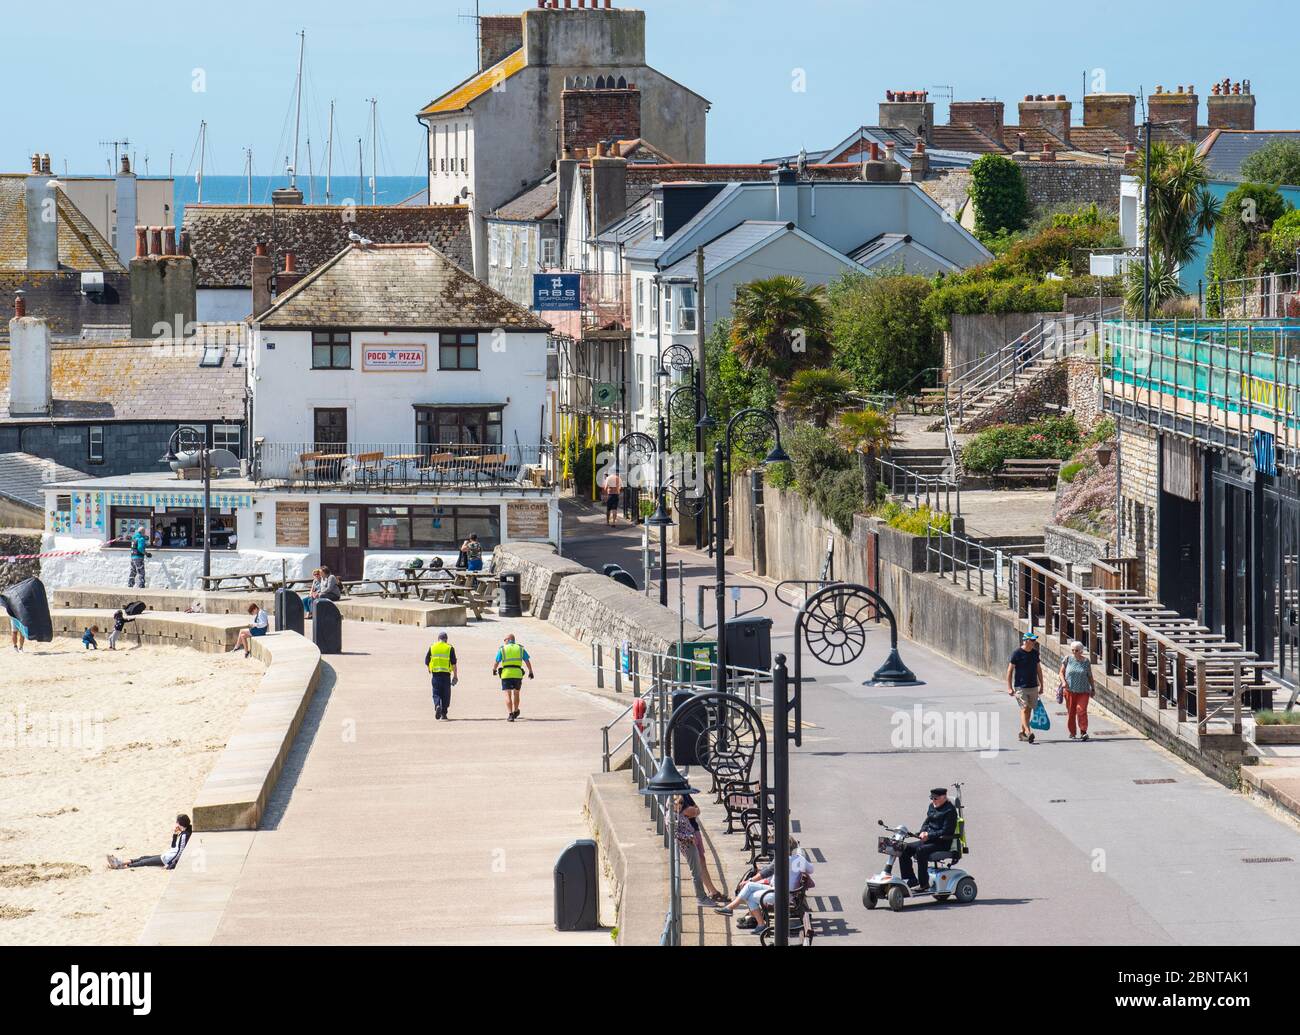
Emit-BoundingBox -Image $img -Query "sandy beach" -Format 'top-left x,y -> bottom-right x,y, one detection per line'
0,637 -> 260,945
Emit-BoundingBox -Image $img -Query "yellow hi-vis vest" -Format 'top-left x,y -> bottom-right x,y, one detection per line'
499,642 -> 525,679
428,641 -> 454,674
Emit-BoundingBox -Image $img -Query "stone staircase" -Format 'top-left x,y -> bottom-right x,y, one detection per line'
886,446 -> 955,480
948,355 -> 1062,432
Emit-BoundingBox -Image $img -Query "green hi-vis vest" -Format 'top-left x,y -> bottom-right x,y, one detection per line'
428,641 -> 454,674
499,642 -> 525,679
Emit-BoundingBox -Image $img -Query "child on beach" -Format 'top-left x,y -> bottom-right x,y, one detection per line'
82,626 -> 99,650
107,814 -> 192,870
108,610 -> 134,650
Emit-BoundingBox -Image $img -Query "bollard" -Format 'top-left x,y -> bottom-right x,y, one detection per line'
311,598 -> 342,655
595,643 -> 604,689
275,587 -> 305,636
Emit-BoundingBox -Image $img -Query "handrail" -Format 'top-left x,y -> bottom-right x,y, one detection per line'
879,456 -> 961,517
696,583 -> 769,630
1012,555 -> 1266,738
924,522 -> 1039,603
774,578 -> 846,610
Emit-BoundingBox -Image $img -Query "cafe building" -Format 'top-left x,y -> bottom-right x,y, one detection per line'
38,241 -> 559,588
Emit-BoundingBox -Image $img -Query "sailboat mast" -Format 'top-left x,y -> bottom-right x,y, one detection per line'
370,98 -> 378,206
325,100 -> 335,205
291,29 -> 305,188
357,137 -> 363,201
306,139 -> 315,203
246,148 -> 253,203
198,121 -> 206,204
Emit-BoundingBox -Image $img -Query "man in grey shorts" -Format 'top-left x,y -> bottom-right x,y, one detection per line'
1006,631 -> 1044,743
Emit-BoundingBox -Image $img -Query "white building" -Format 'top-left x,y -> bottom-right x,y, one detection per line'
40,242 -> 560,586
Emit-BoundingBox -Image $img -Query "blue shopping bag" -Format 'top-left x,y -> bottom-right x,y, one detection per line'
1029,698 -> 1051,731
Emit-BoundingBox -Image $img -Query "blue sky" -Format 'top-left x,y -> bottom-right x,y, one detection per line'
3,0 -> 1294,177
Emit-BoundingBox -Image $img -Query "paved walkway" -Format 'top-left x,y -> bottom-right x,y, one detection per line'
167,617 -> 619,945
561,498 -> 1300,945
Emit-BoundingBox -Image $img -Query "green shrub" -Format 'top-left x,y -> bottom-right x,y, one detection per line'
961,415 -> 1082,474
1059,460 -> 1087,483
878,501 -> 952,535
1255,709 -> 1300,726
827,271 -> 939,393
969,154 -> 1030,236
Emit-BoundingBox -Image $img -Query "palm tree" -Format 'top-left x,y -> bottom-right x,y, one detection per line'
729,276 -> 829,380
835,406 -> 897,504
780,368 -> 854,428
1137,141 -> 1220,269
1125,249 -> 1183,316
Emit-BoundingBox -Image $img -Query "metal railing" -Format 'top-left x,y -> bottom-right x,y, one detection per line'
1012,555 -> 1267,738
596,640 -> 774,947
879,456 -> 961,517
924,522 -> 1040,603
1206,271 -> 1300,320
947,305 -> 1123,422
251,441 -> 553,490
695,583 -> 769,631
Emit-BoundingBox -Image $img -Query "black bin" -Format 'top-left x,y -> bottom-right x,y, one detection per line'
601,563 -> 623,577
671,689 -> 709,767
609,568 -> 638,590
725,615 -> 773,672
312,598 -> 342,655
498,571 -> 523,618
553,839 -> 599,931
275,587 -> 305,635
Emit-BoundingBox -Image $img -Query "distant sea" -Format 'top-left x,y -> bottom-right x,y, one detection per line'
170,174 -> 427,225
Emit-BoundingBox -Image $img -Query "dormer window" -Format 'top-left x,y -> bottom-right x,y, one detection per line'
654,198 -> 664,238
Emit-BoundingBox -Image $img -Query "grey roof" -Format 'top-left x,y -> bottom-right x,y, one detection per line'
492,175 -> 558,222
593,195 -> 656,246
0,452 -> 85,508
625,183 -> 746,264
0,332 -> 247,423
660,221 -> 792,278
257,243 -> 551,331
1200,130 -> 1300,180
849,232 -> 911,264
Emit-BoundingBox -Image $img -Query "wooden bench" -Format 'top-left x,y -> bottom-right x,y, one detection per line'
201,572 -> 275,592
998,458 -> 1062,485
911,388 -> 946,415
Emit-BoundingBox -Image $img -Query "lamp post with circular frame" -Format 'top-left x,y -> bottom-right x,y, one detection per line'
658,343 -> 714,549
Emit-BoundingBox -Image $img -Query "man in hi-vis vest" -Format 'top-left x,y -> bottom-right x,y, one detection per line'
492,633 -> 534,722
424,631 -> 459,720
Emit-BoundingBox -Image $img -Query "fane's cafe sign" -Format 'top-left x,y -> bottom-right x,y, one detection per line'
362,344 -> 427,372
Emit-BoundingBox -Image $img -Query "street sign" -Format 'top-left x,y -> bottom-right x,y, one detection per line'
533,273 -> 581,311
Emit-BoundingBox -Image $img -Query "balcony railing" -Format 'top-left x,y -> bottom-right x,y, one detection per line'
251,441 -> 554,491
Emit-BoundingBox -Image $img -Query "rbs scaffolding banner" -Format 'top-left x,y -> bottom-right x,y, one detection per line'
533,273 -> 581,311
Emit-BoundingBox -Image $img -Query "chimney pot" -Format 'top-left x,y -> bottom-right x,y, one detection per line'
162,226 -> 176,255
179,228 -> 191,255
284,251 -> 297,273
254,241 -> 268,257
148,226 -> 162,256
135,226 -> 148,258
30,153 -> 40,173
41,154 -> 51,174
14,292 -> 26,318
120,153 -> 131,174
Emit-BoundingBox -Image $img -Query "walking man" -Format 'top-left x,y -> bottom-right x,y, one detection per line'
1007,631 -> 1045,743
492,633 -> 534,722
424,631 -> 458,720
603,467 -> 623,526
128,525 -> 150,589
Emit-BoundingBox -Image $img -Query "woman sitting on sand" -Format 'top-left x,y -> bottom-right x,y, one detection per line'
107,814 -> 192,870
233,603 -> 269,657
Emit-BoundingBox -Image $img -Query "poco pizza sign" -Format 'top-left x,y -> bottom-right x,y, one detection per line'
362,345 -> 427,372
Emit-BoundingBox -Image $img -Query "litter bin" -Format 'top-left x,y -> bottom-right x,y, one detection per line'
601,563 -> 623,577
609,568 -> 638,590
275,587 -> 305,636
553,839 -> 599,930
312,598 -> 342,655
725,615 -> 773,672
497,571 -> 523,618
673,640 -> 717,684
670,689 -> 709,767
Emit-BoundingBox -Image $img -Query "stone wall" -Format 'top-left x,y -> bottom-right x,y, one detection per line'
493,540 -> 587,619
1117,421 -> 1159,597
1018,163 -> 1122,215
40,544 -> 312,591
958,360 -> 1068,433
1065,355 -> 1103,431
1043,522 -> 1111,567
0,528 -> 41,588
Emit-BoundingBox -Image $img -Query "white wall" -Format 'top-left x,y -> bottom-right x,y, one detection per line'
249,327 -> 549,446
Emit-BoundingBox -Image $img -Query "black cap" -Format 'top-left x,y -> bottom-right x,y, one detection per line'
930,787 -> 947,797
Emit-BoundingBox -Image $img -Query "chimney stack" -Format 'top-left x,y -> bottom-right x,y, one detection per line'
948,99 -> 1004,148
590,149 -> 629,235
1207,79 -> 1255,130
1148,85 -> 1198,141
275,250 -> 306,296
251,242 -> 274,318
130,226 -> 197,339
8,295 -> 52,418
879,90 -> 934,144
1082,93 -> 1137,145
1018,95 -> 1072,146
24,162 -> 59,272
479,13 -> 524,70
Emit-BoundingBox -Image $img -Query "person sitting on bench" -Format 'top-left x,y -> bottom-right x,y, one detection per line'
898,788 -> 958,891
107,814 -> 192,870
713,837 -> 812,937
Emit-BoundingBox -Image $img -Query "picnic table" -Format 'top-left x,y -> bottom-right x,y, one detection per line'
201,572 -> 276,592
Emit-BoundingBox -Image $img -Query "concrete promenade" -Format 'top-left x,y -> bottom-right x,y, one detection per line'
149,616 -> 619,945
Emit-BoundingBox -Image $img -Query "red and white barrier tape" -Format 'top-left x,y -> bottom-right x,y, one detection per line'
1,537 -> 128,562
